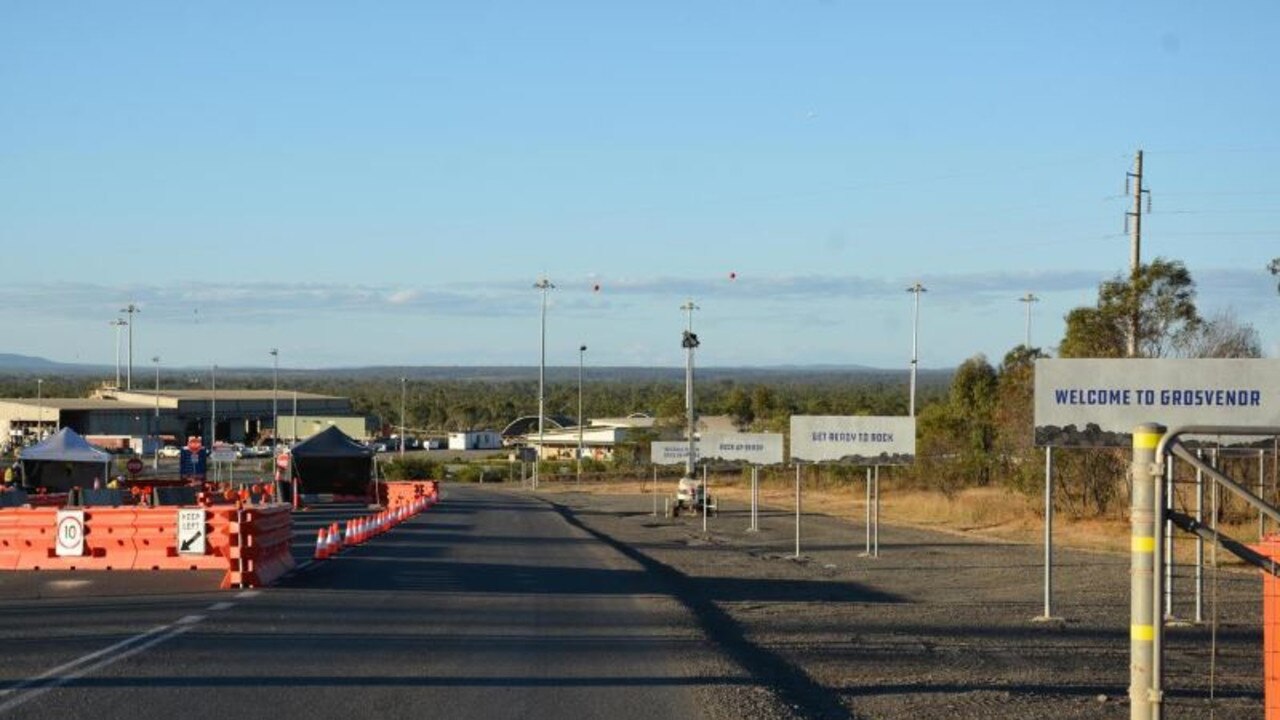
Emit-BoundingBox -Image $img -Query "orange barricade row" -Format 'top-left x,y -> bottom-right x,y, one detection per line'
380,480 -> 439,509
224,505 -> 294,589
0,502 -> 294,589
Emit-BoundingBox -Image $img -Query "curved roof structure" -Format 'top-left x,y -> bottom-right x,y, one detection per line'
500,414 -> 577,438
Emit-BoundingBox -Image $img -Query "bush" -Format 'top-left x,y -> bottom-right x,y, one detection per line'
383,456 -> 440,481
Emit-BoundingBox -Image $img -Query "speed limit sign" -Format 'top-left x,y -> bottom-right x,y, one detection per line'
56,510 -> 85,557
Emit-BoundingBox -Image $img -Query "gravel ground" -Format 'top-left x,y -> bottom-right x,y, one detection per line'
533,483 -> 1265,720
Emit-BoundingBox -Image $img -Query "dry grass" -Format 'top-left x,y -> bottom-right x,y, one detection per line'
534,474 -> 1271,562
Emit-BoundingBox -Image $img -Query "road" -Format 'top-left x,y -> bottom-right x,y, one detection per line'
0,486 -> 776,720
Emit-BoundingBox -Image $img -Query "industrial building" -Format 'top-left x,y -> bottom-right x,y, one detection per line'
0,388 -> 363,453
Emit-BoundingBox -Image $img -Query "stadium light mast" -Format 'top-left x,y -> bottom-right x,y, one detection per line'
121,303 -> 140,390
680,300 -> 700,481
577,344 -> 587,485
906,283 -> 926,417
270,349 -> 279,455
533,276 -> 555,490
400,376 -> 407,459
1019,293 -> 1040,348
109,318 -> 128,388
152,356 -> 161,470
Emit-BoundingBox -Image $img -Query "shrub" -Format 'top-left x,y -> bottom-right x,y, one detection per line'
383,456 -> 440,481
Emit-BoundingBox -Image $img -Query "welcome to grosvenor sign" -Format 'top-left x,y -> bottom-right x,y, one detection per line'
1033,358 -> 1280,447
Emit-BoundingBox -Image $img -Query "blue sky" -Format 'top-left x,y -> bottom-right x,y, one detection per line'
1,1 -> 1277,370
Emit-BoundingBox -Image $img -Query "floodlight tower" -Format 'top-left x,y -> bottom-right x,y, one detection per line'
270,348 -> 279,455
152,356 -> 161,470
533,276 -> 555,490
121,303 -> 140,390
577,344 -> 587,484
680,300 -> 700,481
109,318 -> 128,388
1019,293 -> 1040,348
905,283 -> 926,417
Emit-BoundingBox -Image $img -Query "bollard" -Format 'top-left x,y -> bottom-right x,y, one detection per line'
1131,423 -> 1164,720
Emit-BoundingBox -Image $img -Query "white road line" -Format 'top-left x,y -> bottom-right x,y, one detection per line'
235,590 -> 260,599
207,602 -> 235,612
0,623 -> 173,699
0,623 -> 197,715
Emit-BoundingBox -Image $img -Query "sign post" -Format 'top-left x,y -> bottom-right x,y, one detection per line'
55,510 -> 85,557
177,508 -> 206,555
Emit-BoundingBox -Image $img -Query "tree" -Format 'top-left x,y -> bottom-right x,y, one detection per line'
992,345 -> 1047,494
1271,257 -> 1280,293
1173,309 -> 1262,358
1059,257 -> 1201,358
915,354 -> 999,494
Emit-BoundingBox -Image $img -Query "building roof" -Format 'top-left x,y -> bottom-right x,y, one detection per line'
500,414 -> 577,437
108,389 -> 341,402
0,398 -> 154,411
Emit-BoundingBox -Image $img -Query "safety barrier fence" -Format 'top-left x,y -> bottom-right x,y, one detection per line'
0,502 -> 295,589
378,480 -> 439,509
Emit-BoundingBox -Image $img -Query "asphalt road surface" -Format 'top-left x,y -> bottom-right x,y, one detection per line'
0,486 -> 784,720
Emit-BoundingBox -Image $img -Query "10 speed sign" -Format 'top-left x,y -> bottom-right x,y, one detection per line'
56,510 -> 85,557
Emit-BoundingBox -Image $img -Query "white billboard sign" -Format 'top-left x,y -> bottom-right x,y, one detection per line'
651,434 -> 785,465
789,416 -> 916,464
1034,359 -> 1280,447
651,441 -> 697,466
699,433 -> 784,465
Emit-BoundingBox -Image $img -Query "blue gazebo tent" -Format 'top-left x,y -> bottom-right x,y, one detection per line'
18,428 -> 113,492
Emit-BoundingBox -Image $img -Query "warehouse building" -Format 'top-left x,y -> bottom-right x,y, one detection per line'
0,388 -> 362,453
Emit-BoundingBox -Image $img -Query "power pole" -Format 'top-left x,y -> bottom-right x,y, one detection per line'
1125,150 -> 1151,357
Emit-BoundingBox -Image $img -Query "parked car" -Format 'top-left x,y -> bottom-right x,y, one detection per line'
158,445 -> 182,458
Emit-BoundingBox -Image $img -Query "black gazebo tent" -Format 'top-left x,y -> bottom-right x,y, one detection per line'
289,426 -> 373,498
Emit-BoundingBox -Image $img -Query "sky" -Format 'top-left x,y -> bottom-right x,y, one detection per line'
2,1 -> 1278,371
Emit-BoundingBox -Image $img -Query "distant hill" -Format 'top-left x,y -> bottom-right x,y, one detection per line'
0,355 -> 953,385
0,353 -> 74,371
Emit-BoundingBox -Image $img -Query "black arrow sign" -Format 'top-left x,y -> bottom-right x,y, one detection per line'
180,532 -> 203,552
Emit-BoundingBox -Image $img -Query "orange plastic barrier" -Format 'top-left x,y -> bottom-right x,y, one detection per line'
224,505 -> 294,589
1259,536 -> 1280,720
380,480 -> 439,509
0,502 -> 294,589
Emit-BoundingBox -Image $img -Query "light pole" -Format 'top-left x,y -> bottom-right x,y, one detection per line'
210,364 -> 217,447
399,377 -> 407,459
906,282 -> 926,417
680,300 -> 700,484
36,378 -> 43,441
533,276 -> 555,490
109,318 -> 128,388
121,303 -> 140,390
1019,293 -> 1040,348
152,356 -> 161,470
270,348 -> 279,454
577,344 -> 587,485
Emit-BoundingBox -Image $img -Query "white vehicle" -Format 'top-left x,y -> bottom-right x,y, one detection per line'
672,476 -> 709,517
158,445 -> 182,458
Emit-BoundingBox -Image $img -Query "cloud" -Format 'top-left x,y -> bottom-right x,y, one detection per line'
2,266 -> 1270,327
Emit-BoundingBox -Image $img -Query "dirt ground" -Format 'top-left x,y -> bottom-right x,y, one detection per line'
527,478 -> 1266,720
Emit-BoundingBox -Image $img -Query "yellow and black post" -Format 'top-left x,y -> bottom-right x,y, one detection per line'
1130,423 -> 1164,720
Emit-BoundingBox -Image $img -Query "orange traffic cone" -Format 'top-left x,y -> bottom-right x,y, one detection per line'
314,528 -> 329,560
344,520 -> 355,546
